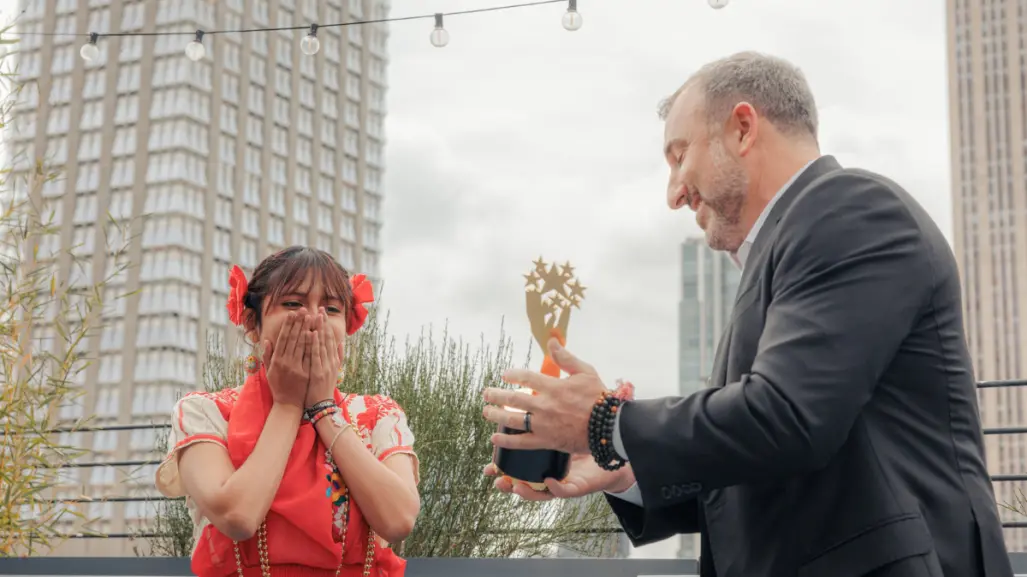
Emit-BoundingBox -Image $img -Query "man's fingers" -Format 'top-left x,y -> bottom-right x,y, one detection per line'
487,463 -> 556,501
483,387 -> 538,413
544,477 -> 582,498
482,406 -> 530,431
511,482 -> 554,501
501,368 -> 558,393
490,432 -> 547,451
547,338 -> 596,376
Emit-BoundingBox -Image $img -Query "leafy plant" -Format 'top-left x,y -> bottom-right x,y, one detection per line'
0,28 -> 132,557
142,305 -> 621,558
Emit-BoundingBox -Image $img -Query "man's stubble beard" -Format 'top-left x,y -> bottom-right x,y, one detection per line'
703,140 -> 749,253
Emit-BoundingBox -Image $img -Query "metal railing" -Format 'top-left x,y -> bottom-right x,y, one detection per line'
4,379 -> 1027,540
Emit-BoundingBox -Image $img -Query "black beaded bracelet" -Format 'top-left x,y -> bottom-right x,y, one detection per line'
588,391 -> 627,471
305,399 -> 337,421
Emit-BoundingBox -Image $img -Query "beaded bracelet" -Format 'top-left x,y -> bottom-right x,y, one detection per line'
325,422 -> 355,464
305,399 -> 336,421
308,405 -> 339,426
588,391 -> 627,471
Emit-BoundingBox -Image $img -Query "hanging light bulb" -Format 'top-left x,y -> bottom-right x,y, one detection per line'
80,32 -> 100,62
429,13 -> 449,48
562,0 -> 583,31
708,0 -> 729,8
185,30 -> 206,61
301,23 -> 320,55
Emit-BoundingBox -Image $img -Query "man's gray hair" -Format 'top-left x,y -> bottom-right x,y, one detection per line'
658,51 -> 818,140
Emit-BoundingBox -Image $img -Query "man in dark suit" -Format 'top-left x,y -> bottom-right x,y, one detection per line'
482,51 -> 1013,577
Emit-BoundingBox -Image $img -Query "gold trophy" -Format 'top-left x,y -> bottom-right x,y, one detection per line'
491,257 -> 587,491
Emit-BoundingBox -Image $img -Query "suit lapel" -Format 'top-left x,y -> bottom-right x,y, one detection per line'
732,155 -> 842,306
710,155 -> 842,389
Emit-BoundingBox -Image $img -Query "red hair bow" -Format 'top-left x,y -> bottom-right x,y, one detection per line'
347,274 -> 374,335
226,265 -> 248,326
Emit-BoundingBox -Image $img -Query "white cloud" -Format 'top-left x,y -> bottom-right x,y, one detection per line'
380,0 -> 949,559
0,0 -> 950,561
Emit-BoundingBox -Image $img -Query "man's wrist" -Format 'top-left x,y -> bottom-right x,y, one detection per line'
606,464 -> 636,494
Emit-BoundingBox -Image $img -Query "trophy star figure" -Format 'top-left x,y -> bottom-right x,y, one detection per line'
523,271 -> 541,292
483,256 -> 609,491
532,256 -> 548,275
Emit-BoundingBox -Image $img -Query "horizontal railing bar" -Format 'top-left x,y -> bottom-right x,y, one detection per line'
992,475 -> 1027,482
0,379 -> 1023,437
29,524 -> 1027,538
0,422 -> 170,436
3,528 -> 628,540
56,460 -> 160,469
984,428 -> 1027,435
977,379 -> 1027,389
40,477 -> 1027,504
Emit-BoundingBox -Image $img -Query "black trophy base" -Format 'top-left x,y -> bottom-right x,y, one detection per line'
492,425 -> 570,492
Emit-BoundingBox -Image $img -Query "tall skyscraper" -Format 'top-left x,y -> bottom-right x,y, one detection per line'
676,236 -> 739,558
678,237 -> 740,396
10,0 -> 389,555
947,0 -> 1027,551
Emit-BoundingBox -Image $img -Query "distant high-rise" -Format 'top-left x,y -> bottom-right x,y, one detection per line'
678,237 -> 740,396
676,236 -> 739,559
947,0 -> 1027,550
10,0 -> 389,555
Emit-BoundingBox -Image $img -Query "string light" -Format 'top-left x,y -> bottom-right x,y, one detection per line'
300,24 -> 320,55
562,0 -> 583,31
184,30 -> 205,61
11,1 -> 734,61
429,13 -> 449,48
79,32 -> 99,62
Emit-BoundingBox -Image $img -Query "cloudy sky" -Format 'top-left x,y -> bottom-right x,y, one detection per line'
380,0 -> 949,557
379,0 -> 950,558
0,0 -> 950,560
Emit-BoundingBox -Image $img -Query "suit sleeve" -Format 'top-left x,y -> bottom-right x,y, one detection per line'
619,173 -> 934,508
605,492 -> 700,547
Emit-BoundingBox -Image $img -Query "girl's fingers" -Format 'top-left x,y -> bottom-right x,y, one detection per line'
276,313 -> 295,357
284,310 -> 306,358
321,310 -> 334,356
295,312 -> 314,360
311,331 -> 323,374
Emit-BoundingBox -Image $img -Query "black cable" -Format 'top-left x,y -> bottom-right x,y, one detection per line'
7,0 -> 566,38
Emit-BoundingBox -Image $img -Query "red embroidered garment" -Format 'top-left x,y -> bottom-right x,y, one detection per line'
155,369 -> 417,577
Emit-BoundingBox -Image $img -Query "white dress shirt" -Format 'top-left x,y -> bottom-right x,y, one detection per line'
605,159 -> 817,506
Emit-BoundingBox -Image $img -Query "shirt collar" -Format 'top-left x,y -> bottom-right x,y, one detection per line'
730,158 -> 818,270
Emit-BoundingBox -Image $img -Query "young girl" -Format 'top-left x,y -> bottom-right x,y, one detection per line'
155,246 -> 420,577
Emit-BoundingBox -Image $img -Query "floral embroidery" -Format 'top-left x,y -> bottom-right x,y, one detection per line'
324,456 -> 350,542
319,394 -> 415,543
182,388 -> 240,420
356,395 -> 400,433
325,466 -> 348,506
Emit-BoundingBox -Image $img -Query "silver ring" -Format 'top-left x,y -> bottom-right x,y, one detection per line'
523,411 -> 532,433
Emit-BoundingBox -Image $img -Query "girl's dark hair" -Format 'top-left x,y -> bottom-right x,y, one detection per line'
243,246 -> 355,332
